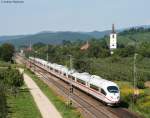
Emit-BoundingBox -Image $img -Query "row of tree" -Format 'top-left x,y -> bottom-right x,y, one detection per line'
28,38 -> 150,62
119,27 -> 150,35
0,42 -> 23,117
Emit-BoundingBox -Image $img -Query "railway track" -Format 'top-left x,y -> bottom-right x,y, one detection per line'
16,54 -> 144,118
34,66 -> 116,118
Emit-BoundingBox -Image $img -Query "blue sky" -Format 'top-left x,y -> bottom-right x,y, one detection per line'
0,0 -> 150,35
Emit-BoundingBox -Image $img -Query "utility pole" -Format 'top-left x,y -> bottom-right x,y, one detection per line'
33,51 -> 37,72
133,53 -> 138,93
47,44 -> 49,62
34,51 -> 36,72
132,37 -> 138,111
132,53 -> 138,111
29,40 -> 32,68
69,55 -> 73,70
68,55 -> 73,107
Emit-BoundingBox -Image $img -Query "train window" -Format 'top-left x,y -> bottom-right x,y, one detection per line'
72,77 -> 75,80
77,79 -> 86,85
55,69 -> 59,73
68,75 -> 75,80
101,89 -> 106,96
90,84 -> 99,91
107,86 -> 119,93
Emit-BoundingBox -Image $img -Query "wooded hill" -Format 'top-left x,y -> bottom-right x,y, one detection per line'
0,31 -> 111,47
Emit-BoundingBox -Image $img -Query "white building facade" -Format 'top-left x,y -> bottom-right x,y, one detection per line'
110,24 -> 117,54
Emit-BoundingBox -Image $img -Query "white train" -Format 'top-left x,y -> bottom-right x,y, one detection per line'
29,57 -> 120,105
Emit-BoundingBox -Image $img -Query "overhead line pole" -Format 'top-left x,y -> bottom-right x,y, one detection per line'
47,44 -> 49,62
68,55 -> 73,107
29,40 -> 32,68
132,37 -> 138,111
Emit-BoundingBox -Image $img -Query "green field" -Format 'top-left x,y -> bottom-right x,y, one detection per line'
7,85 -> 42,118
25,69 -> 82,118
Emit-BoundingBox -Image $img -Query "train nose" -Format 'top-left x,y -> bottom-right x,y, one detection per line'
110,94 -> 120,102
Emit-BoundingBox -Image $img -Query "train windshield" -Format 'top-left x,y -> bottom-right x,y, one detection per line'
107,86 -> 119,93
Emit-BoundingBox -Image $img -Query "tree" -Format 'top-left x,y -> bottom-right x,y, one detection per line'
1,43 -> 15,62
138,42 -> 150,57
116,45 -> 135,57
33,42 -> 46,50
62,40 -> 71,45
99,39 -> 109,49
74,57 -> 92,72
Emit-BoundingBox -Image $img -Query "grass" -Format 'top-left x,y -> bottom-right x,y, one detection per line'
25,69 -> 82,118
7,85 -> 42,118
135,88 -> 150,118
0,60 -> 10,67
115,81 -> 150,118
11,63 -> 25,68
0,61 -> 41,118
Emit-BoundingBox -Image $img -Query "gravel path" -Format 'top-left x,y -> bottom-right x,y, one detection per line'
19,69 -> 62,118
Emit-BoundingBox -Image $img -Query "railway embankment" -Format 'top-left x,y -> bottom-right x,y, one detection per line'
24,69 -> 82,118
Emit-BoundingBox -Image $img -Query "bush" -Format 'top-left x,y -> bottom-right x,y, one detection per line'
116,45 -> 135,57
137,81 -> 145,89
136,72 -> 145,89
0,82 -> 7,118
1,43 -> 15,62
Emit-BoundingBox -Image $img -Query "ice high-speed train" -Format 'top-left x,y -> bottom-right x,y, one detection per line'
29,57 -> 120,105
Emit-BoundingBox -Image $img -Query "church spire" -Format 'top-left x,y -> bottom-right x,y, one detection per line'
112,24 -> 115,33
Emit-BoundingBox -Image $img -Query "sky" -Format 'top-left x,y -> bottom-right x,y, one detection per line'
0,0 -> 150,35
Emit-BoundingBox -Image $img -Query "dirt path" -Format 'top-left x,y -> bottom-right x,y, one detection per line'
19,69 -> 62,118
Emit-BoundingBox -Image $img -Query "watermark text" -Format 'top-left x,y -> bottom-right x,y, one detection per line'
1,0 -> 24,4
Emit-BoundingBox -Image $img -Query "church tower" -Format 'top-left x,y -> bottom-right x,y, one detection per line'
110,24 -> 117,54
